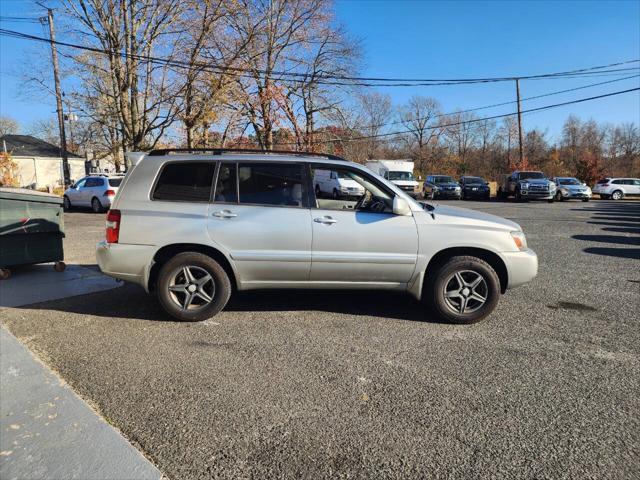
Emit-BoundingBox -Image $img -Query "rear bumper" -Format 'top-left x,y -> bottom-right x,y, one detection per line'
96,241 -> 156,291
502,249 -> 538,289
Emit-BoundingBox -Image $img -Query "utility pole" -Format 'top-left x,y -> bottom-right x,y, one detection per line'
44,8 -> 70,186
515,78 -> 524,168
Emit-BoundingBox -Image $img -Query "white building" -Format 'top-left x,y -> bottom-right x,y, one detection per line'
1,135 -> 86,189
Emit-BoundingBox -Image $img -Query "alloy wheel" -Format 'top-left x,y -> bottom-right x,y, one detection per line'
168,265 -> 216,311
443,270 -> 488,314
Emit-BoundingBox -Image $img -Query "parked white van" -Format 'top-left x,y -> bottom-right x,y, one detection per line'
313,168 -> 365,199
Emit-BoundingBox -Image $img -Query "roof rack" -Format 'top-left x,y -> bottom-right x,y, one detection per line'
146,148 -> 347,161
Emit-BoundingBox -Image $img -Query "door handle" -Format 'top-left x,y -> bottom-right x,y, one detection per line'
212,209 -> 237,218
314,216 -> 337,225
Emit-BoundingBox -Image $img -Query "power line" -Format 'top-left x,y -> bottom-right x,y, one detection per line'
360,74 -> 640,130
303,87 -> 640,145
0,27 -> 638,87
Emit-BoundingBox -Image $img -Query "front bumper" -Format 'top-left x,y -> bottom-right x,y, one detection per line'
434,190 -> 462,199
561,191 -> 592,199
96,241 -> 156,290
464,189 -> 490,199
520,190 -> 554,200
502,248 -> 538,289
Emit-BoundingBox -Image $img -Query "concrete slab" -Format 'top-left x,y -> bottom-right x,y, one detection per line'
0,264 -> 120,308
0,327 -> 162,480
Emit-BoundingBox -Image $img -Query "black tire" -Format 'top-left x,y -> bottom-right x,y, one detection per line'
547,199 -> 554,204
91,197 -> 104,213
582,198 -> 590,202
332,188 -> 339,199
63,195 -> 71,211
515,190 -> 522,202
611,190 -> 624,200
424,255 -> 500,324
156,252 -> 231,322
555,191 -> 563,202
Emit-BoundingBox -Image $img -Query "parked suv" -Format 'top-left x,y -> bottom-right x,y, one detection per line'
64,174 -> 124,212
423,175 -> 462,200
497,171 -> 556,203
459,176 -> 491,200
592,177 -> 640,200
96,149 -> 538,324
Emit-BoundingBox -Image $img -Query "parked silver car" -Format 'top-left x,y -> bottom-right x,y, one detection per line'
96,149 -> 538,324
63,174 -> 124,212
551,177 -> 592,202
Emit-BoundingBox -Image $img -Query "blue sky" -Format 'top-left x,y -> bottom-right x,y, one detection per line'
1,0 -> 639,142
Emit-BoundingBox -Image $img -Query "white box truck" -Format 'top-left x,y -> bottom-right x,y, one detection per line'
366,160 -> 420,197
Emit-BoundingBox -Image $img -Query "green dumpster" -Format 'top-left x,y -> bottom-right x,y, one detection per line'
0,188 -> 66,279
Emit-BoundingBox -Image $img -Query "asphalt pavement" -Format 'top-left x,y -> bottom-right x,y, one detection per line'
1,199 -> 639,479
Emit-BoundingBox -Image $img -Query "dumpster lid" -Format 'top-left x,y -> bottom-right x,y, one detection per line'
0,188 -> 63,205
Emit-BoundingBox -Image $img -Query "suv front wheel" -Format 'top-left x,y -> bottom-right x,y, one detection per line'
425,256 -> 500,324
157,252 -> 231,321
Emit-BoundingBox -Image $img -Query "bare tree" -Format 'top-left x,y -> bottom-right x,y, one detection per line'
0,116 -> 20,136
63,0 -> 184,154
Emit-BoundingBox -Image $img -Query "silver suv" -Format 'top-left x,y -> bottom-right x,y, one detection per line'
96,149 -> 538,324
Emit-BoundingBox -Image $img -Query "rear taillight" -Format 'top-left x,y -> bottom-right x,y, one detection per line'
106,209 -> 121,243
104,189 -> 116,197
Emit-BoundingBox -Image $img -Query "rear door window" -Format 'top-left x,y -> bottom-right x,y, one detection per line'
85,177 -> 103,188
237,163 -> 305,207
108,177 -> 122,187
153,162 -> 215,202
214,162 -> 238,203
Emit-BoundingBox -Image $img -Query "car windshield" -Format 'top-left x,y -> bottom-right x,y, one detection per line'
388,171 -> 415,181
464,177 -> 485,184
520,172 -> 545,180
433,176 -> 454,184
108,178 -> 123,187
558,178 -> 581,186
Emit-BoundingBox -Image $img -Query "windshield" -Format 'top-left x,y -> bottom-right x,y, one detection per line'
464,177 -> 485,184
520,172 -> 545,180
433,176 -> 454,184
558,178 -> 580,186
388,171 -> 415,181
108,178 -> 123,187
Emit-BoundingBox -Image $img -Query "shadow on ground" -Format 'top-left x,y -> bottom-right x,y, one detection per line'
573,201 -> 640,260
17,282 -> 443,324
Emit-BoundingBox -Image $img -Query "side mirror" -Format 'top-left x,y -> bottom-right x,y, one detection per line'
393,196 -> 411,216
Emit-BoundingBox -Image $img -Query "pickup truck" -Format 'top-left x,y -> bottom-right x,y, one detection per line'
497,171 -> 556,203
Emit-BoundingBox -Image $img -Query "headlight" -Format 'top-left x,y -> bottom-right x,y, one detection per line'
521,182 -> 529,189
511,231 -> 528,251
455,186 -> 461,191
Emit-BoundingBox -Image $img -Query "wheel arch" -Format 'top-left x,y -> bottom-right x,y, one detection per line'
421,247 -> 509,296
148,243 -> 238,292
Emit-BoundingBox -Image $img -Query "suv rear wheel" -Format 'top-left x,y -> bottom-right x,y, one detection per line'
157,252 -> 231,321
425,256 -> 500,324
611,190 -> 624,200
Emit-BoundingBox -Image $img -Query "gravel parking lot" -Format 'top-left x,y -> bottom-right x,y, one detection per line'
2,199 -> 639,479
